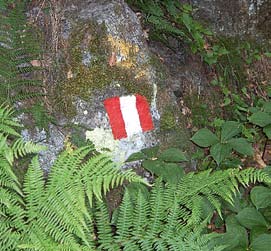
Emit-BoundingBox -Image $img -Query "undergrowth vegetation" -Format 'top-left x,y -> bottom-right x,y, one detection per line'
0,0 -> 43,103
1,0 -> 271,251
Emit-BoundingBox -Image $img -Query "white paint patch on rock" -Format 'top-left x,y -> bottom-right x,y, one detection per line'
85,127 -> 153,163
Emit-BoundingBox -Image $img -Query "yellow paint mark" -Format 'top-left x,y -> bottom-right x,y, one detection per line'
107,35 -> 139,68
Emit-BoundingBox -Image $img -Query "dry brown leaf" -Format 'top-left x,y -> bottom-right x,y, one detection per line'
108,52 -> 117,67
30,60 -> 41,67
254,148 -> 267,169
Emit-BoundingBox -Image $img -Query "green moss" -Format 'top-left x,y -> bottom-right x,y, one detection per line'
160,107 -> 177,131
54,20 -> 152,117
148,54 -> 167,87
183,90 -> 223,128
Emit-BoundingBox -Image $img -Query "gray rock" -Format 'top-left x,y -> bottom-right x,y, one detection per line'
21,125 -> 65,173
191,0 -> 271,40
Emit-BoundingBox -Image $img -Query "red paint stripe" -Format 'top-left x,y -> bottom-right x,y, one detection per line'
136,94 -> 154,132
104,97 -> 127,139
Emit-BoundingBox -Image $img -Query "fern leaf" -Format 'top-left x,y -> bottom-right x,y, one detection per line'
95,201 -> 119,250
115,191 -> 134,242
12,138 -> 46,159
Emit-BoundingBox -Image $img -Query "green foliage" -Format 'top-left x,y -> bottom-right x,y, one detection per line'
191,120 -> 253,166
127,0 -> 220,65
0,1 -> 44,103
251,186 -> 271,209
2,103 -> 270,250
0,103 -> 147,250
0,104 -> 46,250
94,167 -> 270,250
248,99 -> 271,140
127,146 -> 187,184
26,102 -> 56,131
214,182 -> 271,251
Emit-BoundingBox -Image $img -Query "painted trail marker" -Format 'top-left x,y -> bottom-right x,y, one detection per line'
104,94 -> 154,139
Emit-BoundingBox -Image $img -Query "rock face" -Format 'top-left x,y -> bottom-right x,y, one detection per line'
26,0 -> 270,171
26,0 -> 179,170
191,0 -> 271,40
58,0 -> 163,162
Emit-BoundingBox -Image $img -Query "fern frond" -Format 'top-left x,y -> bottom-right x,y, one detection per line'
115,191 -> 134,242
148,179 -> 166,236
23,156 -> 45,222
132,191 -> 150,238
177,168 -> 271,224
12,138 -> 46,159
95,201 -> 119,251
0,1 -> 44,104
82,153 -> 147,206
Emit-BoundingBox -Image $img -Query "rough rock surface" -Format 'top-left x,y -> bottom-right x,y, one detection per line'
26,0 -> 270,171
26,0 -> 176,170
191,0 -> 271,40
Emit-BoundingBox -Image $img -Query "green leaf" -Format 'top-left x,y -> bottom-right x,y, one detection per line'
249,112 -> 271,127
142,160 -> 184,184
182,13 -> 192,32
250,234 -> 271,251
126,151 -> 146,162
263,101 -> 271,113
236,207 -> 268,229
210,143 -> 232,165
213,216 -> 248,251
250,226 -> 269,243
228,138 -> 254,156
251,186 -> 271,209
263,125 -> 271,139
221,121 -> 242,141
160,148 -> 188,162
191,128 -> 219,147
141,146 -> 159,158
4,147 -> 14,165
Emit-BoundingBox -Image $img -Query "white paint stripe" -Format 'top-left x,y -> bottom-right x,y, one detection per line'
120,95 -> 142,137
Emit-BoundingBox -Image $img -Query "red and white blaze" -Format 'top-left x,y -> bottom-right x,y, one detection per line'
104,94 -> 154,140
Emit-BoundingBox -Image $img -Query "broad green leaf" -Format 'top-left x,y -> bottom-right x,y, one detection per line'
248,112 -> 271,127
143,159 -> 184,184
141,146 -> 159,158
221,121 -> 242,141
228,138 -> 254,156
263,125 -> 271,139
250,234 -> 271,251
210,143 -> 232,165
236,207 -> 268,229
126,151 -> 146,162
251,186 -> 271,209
213,216 -> 248,251
262,206 -> 271,223
263,101 -> 271,113
162,163 -> 185,184
143,159 -> 160,172
250,226 -> 269,243
191,128 -> 219,147
160,148 -> 188,162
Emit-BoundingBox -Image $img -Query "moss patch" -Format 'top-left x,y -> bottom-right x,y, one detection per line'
54,21 -> 152,117
160,107 -> 177,131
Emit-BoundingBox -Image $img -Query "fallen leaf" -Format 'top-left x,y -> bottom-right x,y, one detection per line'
108,52 -> 117,67
30,60 -> 41,67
